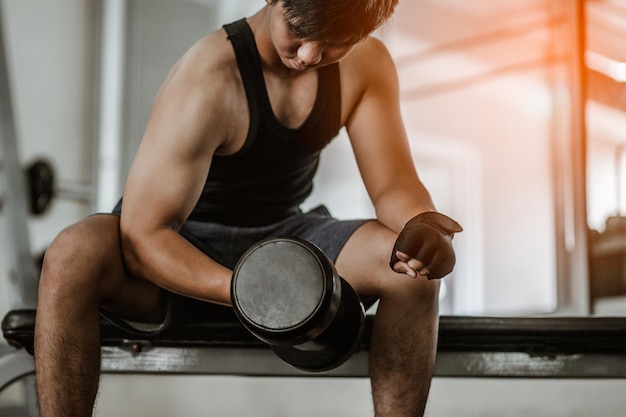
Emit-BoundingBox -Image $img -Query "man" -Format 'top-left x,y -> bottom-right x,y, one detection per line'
34,0 -> 461,416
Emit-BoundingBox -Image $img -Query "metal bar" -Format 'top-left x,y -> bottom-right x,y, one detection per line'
22,375 -> 38,417
100,346 -> 368,377
0,349 -> 34,392
552,0 -> 591,315
56,180 -> 94,204
99,346 -> 626,379
4,343 -> 626,400
435,351 -> 626,378
565,0 -> 591,314
0,5 -> 38,309
95,0 -> 127,212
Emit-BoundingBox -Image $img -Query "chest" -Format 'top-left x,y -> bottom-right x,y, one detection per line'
219,58 -> 342,157
263,71 -> 319,130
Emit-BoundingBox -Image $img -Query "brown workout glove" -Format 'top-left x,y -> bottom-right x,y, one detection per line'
390,212 -> 463,280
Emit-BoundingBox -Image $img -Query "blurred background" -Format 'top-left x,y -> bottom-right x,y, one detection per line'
1,0 -> 625,415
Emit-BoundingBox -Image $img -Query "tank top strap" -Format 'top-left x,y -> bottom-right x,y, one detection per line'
223,18 -> 341,143
222,19 -> 264,138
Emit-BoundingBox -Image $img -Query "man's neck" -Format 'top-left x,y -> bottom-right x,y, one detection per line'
246,7 -> 307,79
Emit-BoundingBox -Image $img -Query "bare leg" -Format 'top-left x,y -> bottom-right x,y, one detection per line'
34,215 -> 164,417
336,221 -> 440,417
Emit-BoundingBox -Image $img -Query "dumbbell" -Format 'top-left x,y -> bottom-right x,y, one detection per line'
231,237 -> 365,372
24,158 -> 92,216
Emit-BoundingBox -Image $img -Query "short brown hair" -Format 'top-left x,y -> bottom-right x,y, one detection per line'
270,0 -> 398,44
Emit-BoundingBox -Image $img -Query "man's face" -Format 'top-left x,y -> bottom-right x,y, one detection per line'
268,1 -> 358,72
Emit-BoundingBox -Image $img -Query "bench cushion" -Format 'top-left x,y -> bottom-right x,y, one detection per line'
3,309 -> 626,356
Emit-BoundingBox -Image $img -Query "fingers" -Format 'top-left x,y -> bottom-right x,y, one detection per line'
392,251 -> 430,278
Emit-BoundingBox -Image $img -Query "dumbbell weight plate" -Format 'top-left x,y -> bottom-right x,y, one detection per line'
231,237 -> 340,346
270,276 -> 365,372
25,159 -> 55,215
231,237 -> 365,372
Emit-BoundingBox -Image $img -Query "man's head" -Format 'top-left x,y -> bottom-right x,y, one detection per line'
269,0 -> 398,44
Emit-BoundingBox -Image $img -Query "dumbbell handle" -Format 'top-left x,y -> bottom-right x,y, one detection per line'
56,180 -> 93,203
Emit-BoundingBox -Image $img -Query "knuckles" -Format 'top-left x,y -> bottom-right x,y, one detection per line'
391,221 -> 457,280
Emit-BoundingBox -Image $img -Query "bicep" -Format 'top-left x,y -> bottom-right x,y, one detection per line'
121,75 -> 224,235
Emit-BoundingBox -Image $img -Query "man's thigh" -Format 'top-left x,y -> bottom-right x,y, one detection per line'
180,205 -> 369,268
335,220 -> 401,300
54,214 -> 167,324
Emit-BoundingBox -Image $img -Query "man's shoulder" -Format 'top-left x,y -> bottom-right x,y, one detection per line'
339,36 -> 396,95
345,36 -> 393,71
177,28 -> 237,77
337,36 -> 400,126
157,27 -> 242,115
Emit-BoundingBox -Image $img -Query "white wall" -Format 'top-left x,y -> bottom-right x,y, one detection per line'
0,0 -> 97,411
0,0 -> 96,317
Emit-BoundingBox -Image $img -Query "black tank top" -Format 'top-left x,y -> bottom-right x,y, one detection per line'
187,19 -> 342,226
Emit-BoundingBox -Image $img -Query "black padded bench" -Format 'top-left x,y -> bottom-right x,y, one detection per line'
3,309 -> 626,393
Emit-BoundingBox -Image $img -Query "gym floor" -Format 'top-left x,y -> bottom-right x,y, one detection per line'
96,376 -> 626,417
2,374 -> 626,416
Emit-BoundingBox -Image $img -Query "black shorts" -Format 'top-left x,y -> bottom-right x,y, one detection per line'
101,203 -> 371,335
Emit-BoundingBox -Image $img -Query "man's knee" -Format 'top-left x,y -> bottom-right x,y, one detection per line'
337,220 -> 439,308
40,216 -> 123,301
380,268 -> 440,311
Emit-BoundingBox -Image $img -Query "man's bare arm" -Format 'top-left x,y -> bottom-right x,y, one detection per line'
119,37 -> 239,305
344,37 -> 436,232
344,38 -> 462,279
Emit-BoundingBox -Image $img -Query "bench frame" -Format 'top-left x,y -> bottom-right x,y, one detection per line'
4,310 -> 626,394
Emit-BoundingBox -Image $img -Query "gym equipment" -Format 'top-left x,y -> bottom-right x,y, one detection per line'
590,216 -> 626,299
25,158 -> 55,215
231,237 -> 365,372
23,157 -> 93,216
3,310 -> 626,392
0,2 -> 39,309
589,146 -> 626,300
390,211 -> 463,279
2,2 -> 626,414
0,8 -> 40,415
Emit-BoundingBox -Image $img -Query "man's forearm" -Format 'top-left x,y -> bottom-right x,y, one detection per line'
120,227 -> 232,305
